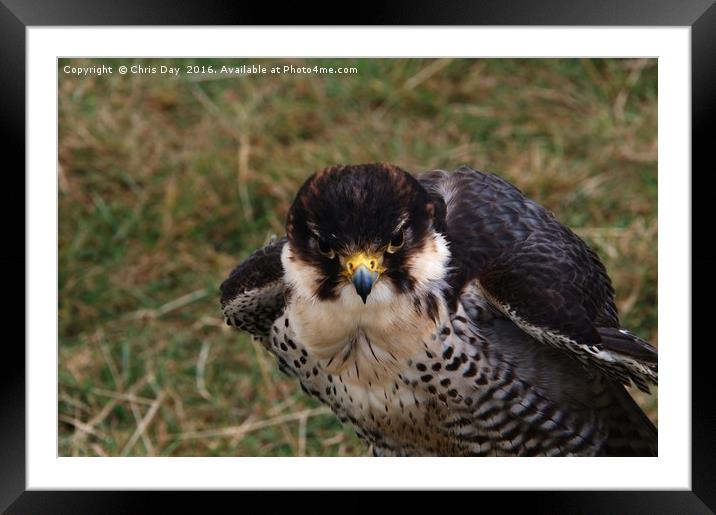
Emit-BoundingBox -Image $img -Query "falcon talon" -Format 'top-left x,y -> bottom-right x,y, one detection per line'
221,163 -> 657,457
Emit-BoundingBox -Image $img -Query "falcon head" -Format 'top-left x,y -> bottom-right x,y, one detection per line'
283,163 -> 450,307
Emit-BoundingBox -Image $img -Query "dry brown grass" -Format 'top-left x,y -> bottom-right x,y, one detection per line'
59,58 -> 657,456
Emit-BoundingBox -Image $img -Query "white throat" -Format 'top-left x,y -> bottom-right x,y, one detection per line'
280,232 -> 452,377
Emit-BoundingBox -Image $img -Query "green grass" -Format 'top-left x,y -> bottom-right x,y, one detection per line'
59,58 -> 657,456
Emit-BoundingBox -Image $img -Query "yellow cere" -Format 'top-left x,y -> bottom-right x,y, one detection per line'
342,252 -> 386,278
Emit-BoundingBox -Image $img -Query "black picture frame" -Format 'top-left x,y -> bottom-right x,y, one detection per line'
3,0 -> 713,512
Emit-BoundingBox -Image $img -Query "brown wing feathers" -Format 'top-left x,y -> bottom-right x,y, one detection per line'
419,166 -> 657,392
220,237 -> 287,338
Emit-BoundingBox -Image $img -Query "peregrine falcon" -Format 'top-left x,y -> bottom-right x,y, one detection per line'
220,163 -> 657,456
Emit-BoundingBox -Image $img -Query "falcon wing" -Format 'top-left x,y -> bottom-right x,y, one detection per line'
220,236 -> 287,339
419,166 -> 657,392
469,297 -> 657,456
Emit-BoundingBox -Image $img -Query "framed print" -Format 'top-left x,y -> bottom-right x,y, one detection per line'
3,0 -> 714,512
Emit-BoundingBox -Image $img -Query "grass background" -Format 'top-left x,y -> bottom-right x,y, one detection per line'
59,58 -> 657,457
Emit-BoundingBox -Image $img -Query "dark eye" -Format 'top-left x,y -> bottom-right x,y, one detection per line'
317,238 -> 335,259
387,229 -> 405,254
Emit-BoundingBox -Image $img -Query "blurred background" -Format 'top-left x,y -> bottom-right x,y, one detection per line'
59,58 -> 657,456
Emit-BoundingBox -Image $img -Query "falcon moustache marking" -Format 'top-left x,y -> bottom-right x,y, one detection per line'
221,163 -> 658,456
280,226 -> 451,381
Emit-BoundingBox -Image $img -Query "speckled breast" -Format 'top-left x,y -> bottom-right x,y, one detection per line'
262,291 -> 608,457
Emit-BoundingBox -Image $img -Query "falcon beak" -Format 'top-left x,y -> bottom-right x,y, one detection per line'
343,252 -> 385,304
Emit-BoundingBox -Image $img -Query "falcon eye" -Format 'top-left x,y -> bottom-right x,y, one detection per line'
317,238 -> 336,259
387,229 -> 405,254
